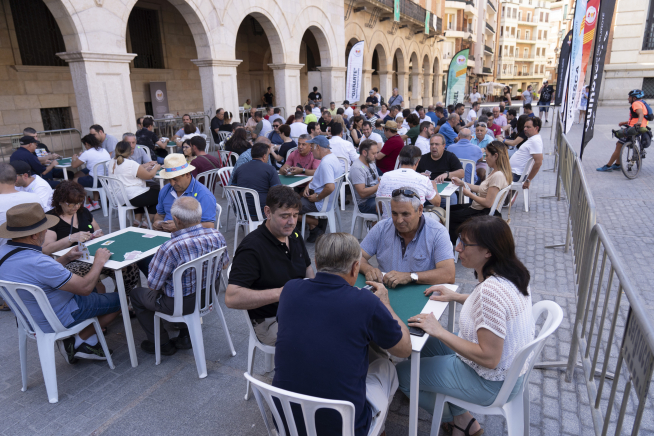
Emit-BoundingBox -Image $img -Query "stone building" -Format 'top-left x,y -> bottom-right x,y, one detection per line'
0,0 -> 448,142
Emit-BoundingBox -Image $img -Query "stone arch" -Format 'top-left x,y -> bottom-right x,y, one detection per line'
293,7 -> 340,67
222,6 -> 288,64
367,30 -> 392,70
42,0 -> 87,52
344,21 -> 367,66
299,25 -> 333,68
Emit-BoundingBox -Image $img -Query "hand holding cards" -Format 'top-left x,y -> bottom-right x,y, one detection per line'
78,241 -> 91,261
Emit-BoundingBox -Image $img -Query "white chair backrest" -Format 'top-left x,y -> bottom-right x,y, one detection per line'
394,155 -> 401,170
220,150 -> 239,167
91,160 -> 110,188
0,281 -> 67,336
98,175 -> 133,208
489,300 -> 563,406
217,132 -> 231,143
285,147 -> 298,162
489,185 -> 511,215
337,156 -> 350,176
516,157 -> 535,184
318,175 -> 345,213
216,167 -> 233,187
196,168 -> 220,192
375,196 -> 392,221
215,203 -> 222,229
459,158 -> 476,185
223,186 -> 265,223
244,372 -> 356,436
170,247 -> 227,318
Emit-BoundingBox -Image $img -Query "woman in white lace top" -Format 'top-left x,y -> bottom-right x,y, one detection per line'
397,215 -> 534,436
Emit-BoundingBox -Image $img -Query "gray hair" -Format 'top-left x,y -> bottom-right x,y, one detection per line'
0,162 -> 17,184
171,197 -> 202,227
459,128 -> 472,139
431,133 -> 446,146
391,187 -> 421,211
448,113 -> 459,122
393,87 -> 399,92
122,132 -> 135,140
298,134 -> 312,142
315,233 -> 362,275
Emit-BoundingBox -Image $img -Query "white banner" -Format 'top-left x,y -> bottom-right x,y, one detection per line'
564,0 -> 587,134
346,41 -> 365,103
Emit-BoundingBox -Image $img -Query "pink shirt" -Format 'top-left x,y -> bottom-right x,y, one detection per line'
489,123 -> 503,138
286,150 -> 320,170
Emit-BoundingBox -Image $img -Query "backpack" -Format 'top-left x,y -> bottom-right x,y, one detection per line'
641,100 -> 654,121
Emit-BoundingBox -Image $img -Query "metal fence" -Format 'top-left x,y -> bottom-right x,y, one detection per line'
0,128 -> 83,163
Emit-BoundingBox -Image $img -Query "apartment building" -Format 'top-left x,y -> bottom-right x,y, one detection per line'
442,0 -> 480,93
548,0 -> 573,85
475,0 -> 501,80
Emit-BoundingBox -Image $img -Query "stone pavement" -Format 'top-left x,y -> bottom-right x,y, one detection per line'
1,108 -> 653,436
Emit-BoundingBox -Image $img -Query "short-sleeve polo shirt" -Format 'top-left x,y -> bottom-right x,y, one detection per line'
155,176 -> 216,222
228,221 -> 311,319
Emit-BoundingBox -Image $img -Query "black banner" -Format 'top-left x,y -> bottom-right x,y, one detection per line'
555,30 -> 573,107
580,0 -> 617,160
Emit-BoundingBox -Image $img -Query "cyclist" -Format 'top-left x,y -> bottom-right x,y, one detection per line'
597,89 -> 650,172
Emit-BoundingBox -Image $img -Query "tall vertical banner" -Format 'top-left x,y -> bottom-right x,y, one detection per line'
563,0 -> 588,133
576,0 -> 600,107
445,49 -> 469,107
425,11 -> 430,35
346,41 -> 365,103
555,30 -> 573,106
580,0 -> 617,159
394,0 -> 400,21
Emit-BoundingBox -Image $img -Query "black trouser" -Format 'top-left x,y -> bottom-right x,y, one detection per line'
136,255 -> 154,277
130,287 -> 208,343
129,186 -> 160,215
448,204 -> 501,246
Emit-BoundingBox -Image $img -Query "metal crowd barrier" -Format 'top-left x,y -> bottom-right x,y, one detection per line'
238,106 -> 287,124
0,128 -> 83,163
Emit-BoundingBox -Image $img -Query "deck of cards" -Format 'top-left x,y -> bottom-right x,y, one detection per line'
78,241 -> 90,261
124,251 -> 142,260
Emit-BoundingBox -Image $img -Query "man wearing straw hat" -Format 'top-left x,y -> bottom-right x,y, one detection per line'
0,203 -> 119,363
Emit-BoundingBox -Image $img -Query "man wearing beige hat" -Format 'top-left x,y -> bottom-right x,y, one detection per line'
0,203 -> 119,363
375,120 -> 405,174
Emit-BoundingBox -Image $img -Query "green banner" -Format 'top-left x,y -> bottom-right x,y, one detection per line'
394,0 -> 400,21
425,11 -> 430,35
445,49 -> 469,107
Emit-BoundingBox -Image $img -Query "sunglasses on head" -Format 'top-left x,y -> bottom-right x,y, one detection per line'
391,189 -> 419,199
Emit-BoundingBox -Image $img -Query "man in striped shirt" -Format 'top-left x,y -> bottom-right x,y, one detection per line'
131,197 -> 229,356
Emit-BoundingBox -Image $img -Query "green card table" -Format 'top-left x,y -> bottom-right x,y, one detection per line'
54,227 -> 171,367
278,174 -> 313,188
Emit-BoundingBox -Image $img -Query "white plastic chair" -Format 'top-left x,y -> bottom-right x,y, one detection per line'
0,280 -> 114,403
216,166 -> 233,199
394,155 -> 401,170
337,157 -> 350,211
375,196 -> 392,221
98,176 -> 152,232
153,247 -> 236,378
196,168 -> 221,195
301,175 -> 344,239
429,300 -> 563,436
510,157 -> 535,212
84,160 -> 109,216
459,158 -> 476,204
347,178 -> 377,240
223,186 -> 265,254
284,146 -> 298,164
220,150 -> 239,167
215,203 -> 222,230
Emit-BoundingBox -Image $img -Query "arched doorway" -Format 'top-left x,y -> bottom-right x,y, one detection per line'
409,52 -> 419,107
371,44 -> 388,103
392,48 -> 405,101
433,57 -> 441,102
422,54 -> 430,106
300,26 -> 332,106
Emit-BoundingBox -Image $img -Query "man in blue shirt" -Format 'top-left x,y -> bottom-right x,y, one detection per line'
10,137 -> 61,187
447,129 -> 483,184
438,114 -> 459,148
273,233 -> 411,436
426,105 -> 438,123
230,142 -> 281,218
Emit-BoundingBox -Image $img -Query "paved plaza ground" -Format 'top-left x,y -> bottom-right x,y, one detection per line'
1,106 -> 653,435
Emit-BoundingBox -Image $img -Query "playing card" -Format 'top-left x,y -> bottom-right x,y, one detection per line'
124,251 -> 143,260
101,240 -> 114,246
142,234 -> 156,239
78,241 -> 90,261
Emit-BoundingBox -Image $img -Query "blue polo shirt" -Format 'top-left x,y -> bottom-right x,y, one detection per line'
156,176 -> 216,222
273,272 -> 403,436
439,122 -> 457,147
10,147 -> 46,175
361,215 -> 453,273
470,133 -> 495,149
0,241 -> 75,333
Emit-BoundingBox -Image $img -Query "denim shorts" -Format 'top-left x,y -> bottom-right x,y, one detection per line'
66,292 -> 121,328
77,174 -> 94,187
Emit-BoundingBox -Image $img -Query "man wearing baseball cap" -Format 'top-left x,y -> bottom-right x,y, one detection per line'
10,136 -> 60,187
0,203 -> 119,362
376,120 -> 405,174
301,136 -> 343,242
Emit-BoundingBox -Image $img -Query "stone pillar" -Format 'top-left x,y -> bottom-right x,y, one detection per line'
410,72 -> 422,108
192,59 -> 242,121
268,63 -> 304,119
317,66 -> 347,106
361,69 -> 374,105
57,52 -> 137,136
424,73 -> 434,107
396,72 -> 409,108
377,70 -> 393,105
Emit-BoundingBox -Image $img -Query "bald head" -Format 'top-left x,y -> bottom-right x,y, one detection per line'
256,136 -> 272,146
458,128 -> 472,140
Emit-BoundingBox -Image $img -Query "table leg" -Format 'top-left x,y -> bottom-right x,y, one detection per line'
159,179 -> 164,190
62,168 -> 68,180
409,350 -> 421,436
447,301 -> 456,332
445,196 -> 451,232
114,269 -> 139,367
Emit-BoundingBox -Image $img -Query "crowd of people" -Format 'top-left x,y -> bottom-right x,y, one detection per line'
0,93 -> 548,435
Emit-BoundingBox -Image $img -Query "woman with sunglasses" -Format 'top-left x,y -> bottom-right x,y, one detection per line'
397,215 -> 534,436
446,141 -> 512,245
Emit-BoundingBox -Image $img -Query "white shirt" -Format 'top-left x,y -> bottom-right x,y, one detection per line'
466,109 -> 477,124
175,126 -> 200,137
510,133 -> 543,176
377,168 -> 438,204
329,135 -> 360,171
522,90 -> 533,104
312,107 -> 322,118
258,119 -> 273,138
419,115 -> 434,124
362,132 -> 383,145
268,114 -> 284,125
290,122 -> 308,138
17,175 -> 53,212
415,135 -> 431,155
470,92 -> 482,103
0,191 -> 41,246
344,107 -> 354,119
108,159 -> 149,202
79,147 -> 110,177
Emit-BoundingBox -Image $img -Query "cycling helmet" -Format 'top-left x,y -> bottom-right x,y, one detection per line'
628,89 -> 645,99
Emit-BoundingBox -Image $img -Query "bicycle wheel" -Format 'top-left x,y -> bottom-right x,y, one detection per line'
620,139 -> 641,179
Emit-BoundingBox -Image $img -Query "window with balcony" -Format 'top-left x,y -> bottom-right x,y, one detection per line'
523,65 -> 528,74
517,29 -> 521,39
527,12 -> 531,21
541,65 -> 545,73
512,9 -> 517,18
514,65 -> 518,74
536,47 -> 540,56
538,30 -> 542,40
524,48 -> 529,57
526,30 -> 530,39
545,13 -> 549,22
501,26 -> 504,36
543,30 -> 548,39
518,11 -> 522,20
540,11 -> 544,22
502,6 -> 505,17
542,48 -> 546,57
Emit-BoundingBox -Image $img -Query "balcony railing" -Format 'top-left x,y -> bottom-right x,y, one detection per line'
486,22 -> 495,33
447,0 -> 476,6
487,0 -> 497,12
483,66 -> 492,74
370,0 -> 441,34
484,45 -> 494,54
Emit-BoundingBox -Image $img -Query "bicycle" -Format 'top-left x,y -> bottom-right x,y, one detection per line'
612,127 -> 651,179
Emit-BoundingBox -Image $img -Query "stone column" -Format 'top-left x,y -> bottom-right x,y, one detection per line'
436,73 -> 445,102
396,72 -> 409,108
424,73 -> 434,107
361,69 -> 374,105
377,70 -> 393,105
268,63 -> 304,119
316,66 -> 347,106
57,52 -> 137,136
192,59 -> 242,121
410,72 -> 422,108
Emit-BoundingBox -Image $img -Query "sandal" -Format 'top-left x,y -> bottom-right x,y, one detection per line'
453,418 -> 484,436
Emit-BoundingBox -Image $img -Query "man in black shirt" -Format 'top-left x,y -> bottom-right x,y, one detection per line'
225,186 -> 314,346
210,108 -> 225,143
136,117 -> 167,163
262,87 -> 274,106
434,107 -> 448,132
318,110 -> 334,133
365,90 -> 379,105
308,86 -> 322,105
416,133 -> 465,206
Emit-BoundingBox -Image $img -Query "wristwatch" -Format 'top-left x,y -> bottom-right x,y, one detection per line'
302,168 -> 306,174
446,171 -> 450,179
410,272 -> 419,283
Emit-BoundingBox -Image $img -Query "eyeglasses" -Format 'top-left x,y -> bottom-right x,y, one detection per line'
391,189 -> 419,199
63,202 -> 82,207
273,125 -> 280,128
457,235 -> 479,250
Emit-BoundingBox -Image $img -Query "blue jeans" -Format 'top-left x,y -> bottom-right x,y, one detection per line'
397,337 -> 525,423
512,173 -> 521,182
67,292 -> 121,328
358,197 -> 377,214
